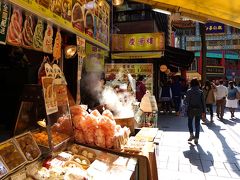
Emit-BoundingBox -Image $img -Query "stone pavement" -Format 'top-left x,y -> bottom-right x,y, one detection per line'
156,109 -> 240,180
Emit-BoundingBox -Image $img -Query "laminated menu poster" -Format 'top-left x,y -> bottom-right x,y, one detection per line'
33,19 -> 44,51
42,77 -> 58,115
53,29 -> 62,60
22,13 -> 35,49
72,2 -> 84,32
43,23 -> 53,54
6,6 -> 22,46
0,1 -> 10,45
61,0 -> 72,21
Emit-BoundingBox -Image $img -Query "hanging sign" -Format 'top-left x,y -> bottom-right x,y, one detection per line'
112,33 -> 165,52
42,77 -> 58,115
0,1 -> 10,45
205,22 -> 225,34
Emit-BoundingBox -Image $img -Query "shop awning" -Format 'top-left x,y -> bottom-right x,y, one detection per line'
164,46 -> 195,69
131,0 -> 240,28
111,51 -> 164,59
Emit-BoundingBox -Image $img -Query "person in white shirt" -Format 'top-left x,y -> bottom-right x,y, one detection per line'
215,80 -> 228,119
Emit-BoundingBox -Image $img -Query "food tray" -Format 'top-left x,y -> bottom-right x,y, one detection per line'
31,130 -> 70,149
71,155 -> 91,169
14,132 -> 41,162
0,157 -> 8,179
0,139 -> 27,172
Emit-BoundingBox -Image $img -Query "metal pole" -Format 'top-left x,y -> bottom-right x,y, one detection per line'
200,23 -> 207,85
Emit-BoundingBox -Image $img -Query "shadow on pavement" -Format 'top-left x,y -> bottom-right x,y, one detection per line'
205,123 -> 240,171
183,143 -> 213,173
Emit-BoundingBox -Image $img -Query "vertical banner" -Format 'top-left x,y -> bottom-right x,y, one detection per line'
0,1 -> 10,45
41,77 -> 58,115
76,35 -> 86,104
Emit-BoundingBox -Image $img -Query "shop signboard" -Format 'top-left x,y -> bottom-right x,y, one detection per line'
206,66 -> 225,74
205,22 -> 224,34
0,1 -> 10,45
105,63 -> 153,94
112,33 -> 165,52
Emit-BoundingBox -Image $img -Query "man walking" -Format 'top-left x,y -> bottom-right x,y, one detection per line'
215,80 -> 228,119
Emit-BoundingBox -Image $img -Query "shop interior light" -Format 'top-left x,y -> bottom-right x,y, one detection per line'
37,119 -> 46,128
65,45 -> 77,59
112,0 -> 124,6
152,8 -> 171,15
84,0 -> 96,9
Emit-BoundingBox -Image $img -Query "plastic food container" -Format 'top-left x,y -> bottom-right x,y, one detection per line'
0,139 -> 26,171
14,132 -> 41,162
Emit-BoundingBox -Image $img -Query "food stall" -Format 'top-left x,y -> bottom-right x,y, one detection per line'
0,0 -> 159,179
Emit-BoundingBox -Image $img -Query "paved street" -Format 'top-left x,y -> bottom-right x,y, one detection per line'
156,107 -> 240,180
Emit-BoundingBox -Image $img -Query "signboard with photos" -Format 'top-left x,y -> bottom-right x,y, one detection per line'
7,0 -> 110,49
105,63 -> 153,94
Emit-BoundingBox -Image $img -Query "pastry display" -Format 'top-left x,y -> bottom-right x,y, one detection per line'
0,141 -> 26,171
70,106 -> 130,150
63,161 -> 83,169
6,7 -> 22,46
33,19 -> 44,51
0,160 -> 8,179
72,2 -> 84,32
32,131 -> 69,147
15,133 -> 41,161
22,14 -> 35,48
71,155 -> 90,169
80,148 -> 96,163
43,23 -> 53,54
53,30 -> 62,60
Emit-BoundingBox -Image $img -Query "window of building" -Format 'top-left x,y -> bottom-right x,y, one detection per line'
233,39 -> 239,45
226,40 -> 232,45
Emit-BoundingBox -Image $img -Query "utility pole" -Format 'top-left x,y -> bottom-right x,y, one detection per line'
200,23 -> 207,85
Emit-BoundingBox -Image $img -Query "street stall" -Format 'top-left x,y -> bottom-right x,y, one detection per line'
0,1 -> 160,179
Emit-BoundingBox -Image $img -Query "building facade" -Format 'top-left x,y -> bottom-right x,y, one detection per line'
174,22 -> 240,81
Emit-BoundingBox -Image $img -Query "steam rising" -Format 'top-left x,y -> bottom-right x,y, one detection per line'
100,86 -> 135,118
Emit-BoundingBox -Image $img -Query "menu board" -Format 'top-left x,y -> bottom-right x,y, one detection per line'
105,63 -> 153,94
8,0 -> 110,47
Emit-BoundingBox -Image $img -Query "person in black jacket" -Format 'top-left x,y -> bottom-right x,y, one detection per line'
185,79 -> 206,144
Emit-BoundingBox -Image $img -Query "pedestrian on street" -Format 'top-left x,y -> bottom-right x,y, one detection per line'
185,78 -> 206,144
226,81 -> 239,118
136,75 -> 146,102
215,80 -> 228,120
171,77 -> 182,116
159,80 -> 172,114
203,81 -> 216,123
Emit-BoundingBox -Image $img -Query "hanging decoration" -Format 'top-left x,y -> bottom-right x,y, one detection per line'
43,23 -> 53,54
6,6 -> 23,46
53,29 -> 62,60
22,13 -> 35,49
33,19 -> 44,51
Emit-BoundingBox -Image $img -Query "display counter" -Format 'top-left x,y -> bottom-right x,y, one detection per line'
1,141 -> 137,179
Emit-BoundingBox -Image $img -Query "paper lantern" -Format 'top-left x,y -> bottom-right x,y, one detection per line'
160,65 -> 167,72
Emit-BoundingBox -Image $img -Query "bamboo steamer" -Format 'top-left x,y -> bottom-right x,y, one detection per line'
114,117 -> 135,134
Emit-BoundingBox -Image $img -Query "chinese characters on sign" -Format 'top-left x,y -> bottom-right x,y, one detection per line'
206,66 -> 224,74
112,33 -> 165,52
205,22 -> 225,34
0,1 -> 10,44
